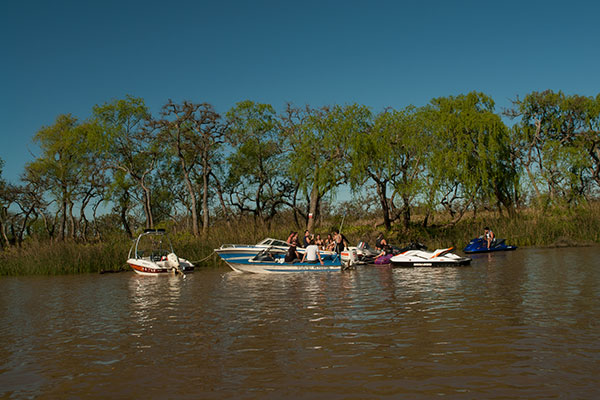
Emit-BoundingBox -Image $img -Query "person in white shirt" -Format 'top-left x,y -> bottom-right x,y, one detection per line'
301,239 -> 323,265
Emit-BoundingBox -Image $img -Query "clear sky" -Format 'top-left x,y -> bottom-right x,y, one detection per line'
1,0 -> 599,184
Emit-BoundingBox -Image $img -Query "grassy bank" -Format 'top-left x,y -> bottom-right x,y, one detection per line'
1,203 -> 599,276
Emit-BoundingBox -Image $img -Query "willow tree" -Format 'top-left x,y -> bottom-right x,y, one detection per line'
583,94 -> 600,190
25,114 -> 87,240
285,103 -> 371,232
225,100 -> 291,225
347,106 -> 430,230
93,96 -> 157,230
508,90 -> 599,204
426,92 -> 516,222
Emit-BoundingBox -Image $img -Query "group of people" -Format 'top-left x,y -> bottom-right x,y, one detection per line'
284,229 -> 349,264
282,226 -> 497,264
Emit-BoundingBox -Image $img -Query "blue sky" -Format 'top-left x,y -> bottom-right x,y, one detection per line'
1,0 -> 599,184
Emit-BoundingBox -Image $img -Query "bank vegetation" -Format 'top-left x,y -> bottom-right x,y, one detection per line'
1,90 -> 599,275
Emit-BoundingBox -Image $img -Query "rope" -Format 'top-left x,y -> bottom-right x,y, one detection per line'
190,252 -> 216,265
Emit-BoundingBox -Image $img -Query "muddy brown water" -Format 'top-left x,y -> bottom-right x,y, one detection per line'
1,247 -> 599,399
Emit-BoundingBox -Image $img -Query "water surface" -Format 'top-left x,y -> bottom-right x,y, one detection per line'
1,247 -> 599,398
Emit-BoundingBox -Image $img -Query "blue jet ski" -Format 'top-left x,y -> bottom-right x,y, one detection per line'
463,237 -> 517,254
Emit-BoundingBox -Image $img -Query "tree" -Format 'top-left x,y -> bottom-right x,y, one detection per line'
225,100 -> 291,226
347,106 -> 431,230
284,103 -> 371,232
0,158 -> 11,247
93,96 -> 158,229
153,100 -> 225,237
507,90 -> 597,205
25,114 -> 90,240
426,92 -> 516,223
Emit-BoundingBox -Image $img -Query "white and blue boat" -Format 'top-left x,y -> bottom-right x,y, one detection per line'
216,247 -> 356,273
214,237 -> 336,259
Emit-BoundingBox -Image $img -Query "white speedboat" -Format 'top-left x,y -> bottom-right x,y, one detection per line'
214,237 -> 335,264
217,248 -> 357,274
127,229 -> 195,276
390,247 -> 471,267
214,237 -> 292,257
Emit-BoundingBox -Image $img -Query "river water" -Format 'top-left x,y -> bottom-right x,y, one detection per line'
1,247 -> 599,399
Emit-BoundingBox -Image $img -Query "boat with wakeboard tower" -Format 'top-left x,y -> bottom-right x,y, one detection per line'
127,229 -> 195,276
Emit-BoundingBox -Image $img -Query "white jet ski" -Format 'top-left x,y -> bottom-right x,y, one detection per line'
389,247 -> 471,267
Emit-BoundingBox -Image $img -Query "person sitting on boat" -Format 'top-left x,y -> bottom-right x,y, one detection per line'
374,244 -> 393,262
315,234 -> 324,249
484,227 -> 495,249
285,240 -> 301,263
301,238 -> 324,265
303,230 -> 311,248
324,234 -> 335,251
375,232 -> 387,251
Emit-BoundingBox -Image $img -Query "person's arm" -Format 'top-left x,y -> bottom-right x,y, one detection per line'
301,252 -> 306,263
317,250 -> 323,265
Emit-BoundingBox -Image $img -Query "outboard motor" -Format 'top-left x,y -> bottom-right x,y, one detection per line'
166,253 -> 180,269
340,248 -> 357,269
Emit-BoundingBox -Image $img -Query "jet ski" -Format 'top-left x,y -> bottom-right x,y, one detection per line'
390,247 -> 471,267
463,237 -> 517,254
352,242 -> 428,265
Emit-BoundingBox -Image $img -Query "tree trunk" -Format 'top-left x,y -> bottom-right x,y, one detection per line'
307,181 -> 319,232
59,198 -> 67,241
374,178 -> 391,230
210,172 -> 231,228
201,165 -> 210,237
68,200 -> 76,240
182,167 -> 199,237
141,182 -> 153,229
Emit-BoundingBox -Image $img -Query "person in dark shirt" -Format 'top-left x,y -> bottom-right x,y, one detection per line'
285,240 -> 301,263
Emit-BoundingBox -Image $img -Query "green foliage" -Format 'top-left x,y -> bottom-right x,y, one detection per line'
3,90 -> 600,272
425,92 -> 517,220
509,90 -> 600,204
224,100 -> 290,222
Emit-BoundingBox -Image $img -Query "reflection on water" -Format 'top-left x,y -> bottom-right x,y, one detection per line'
1,247 -> 599,398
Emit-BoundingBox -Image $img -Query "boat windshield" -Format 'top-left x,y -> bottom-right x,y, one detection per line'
135,232 -> 174,260
257,238 -> 290,248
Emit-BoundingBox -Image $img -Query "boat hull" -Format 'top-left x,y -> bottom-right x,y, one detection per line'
225,261 -> 342,274
390,258 -> 471,268
389,248 -> 471,268
127,258 -> 195,276
216,251 -> 351,274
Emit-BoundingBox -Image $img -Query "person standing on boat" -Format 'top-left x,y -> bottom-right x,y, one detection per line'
285,240 -> 301,263
301,238 -> 324,265
286,231 -> 296,245
333,230 -> 345,254
484,227 -> 495,249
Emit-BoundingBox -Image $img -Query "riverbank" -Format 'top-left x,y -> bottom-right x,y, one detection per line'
1,203 -> 599,276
